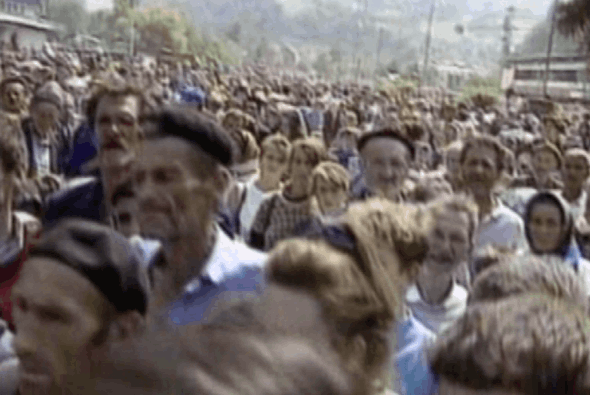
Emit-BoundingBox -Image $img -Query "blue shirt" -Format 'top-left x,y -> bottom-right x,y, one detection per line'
394,315 -> 439,395
168,227 -> 266,325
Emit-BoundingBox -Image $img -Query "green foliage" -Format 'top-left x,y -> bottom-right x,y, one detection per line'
58,1 -> 237,64
556,0 -> 590,46
459,76 -> 502,103
518,20 -> 580,56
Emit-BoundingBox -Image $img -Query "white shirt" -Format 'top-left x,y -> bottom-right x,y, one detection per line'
405,282 -> 468,334
32,135 -> 51,176
184,226 -> 267,293
239,178 -> 273,240
474,199 -> 528,254
558,189 -> 588,223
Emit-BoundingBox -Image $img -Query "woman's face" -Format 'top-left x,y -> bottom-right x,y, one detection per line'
315,178 -> 347,215
290,147 -> 316,182
528,201 -> 564,253
533,150 -> 559,174
260,150 -> 287,180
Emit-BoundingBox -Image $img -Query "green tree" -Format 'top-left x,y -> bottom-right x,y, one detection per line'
556,0 -> 590,49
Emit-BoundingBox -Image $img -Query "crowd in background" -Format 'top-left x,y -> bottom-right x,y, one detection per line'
0,42 -> 589,395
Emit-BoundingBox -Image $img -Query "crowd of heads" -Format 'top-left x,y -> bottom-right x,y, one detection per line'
0,42 -> 590,395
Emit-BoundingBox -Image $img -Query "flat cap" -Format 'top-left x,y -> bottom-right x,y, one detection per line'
29,219 -> 149,315
357,127 -> 415,160
155,105 -> 236,167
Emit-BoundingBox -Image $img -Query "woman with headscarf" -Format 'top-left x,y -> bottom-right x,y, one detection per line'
523,191 -> 590,291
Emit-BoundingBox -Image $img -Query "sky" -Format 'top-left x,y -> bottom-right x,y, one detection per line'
86,0 -> 551,16
465,0 -> 551,15
86,0 -> 113,12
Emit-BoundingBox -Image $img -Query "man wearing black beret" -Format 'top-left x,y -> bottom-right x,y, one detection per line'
130,104 -> 266,324
11,219 -> 149,395
351,127 -> 415,202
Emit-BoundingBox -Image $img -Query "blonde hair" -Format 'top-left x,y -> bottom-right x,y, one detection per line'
287,137 -> 328,176
266,199 -> 430,383
311,161 -> 350,196
345,199 -> 431,318
261,134 -> 291,163
229,128 -> 260,163
427,194 -> 479,250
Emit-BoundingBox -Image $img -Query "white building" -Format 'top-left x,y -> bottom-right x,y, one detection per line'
0,0 -> 61,51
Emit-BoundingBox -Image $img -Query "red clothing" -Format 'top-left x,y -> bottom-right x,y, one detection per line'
0,229 -> 37,330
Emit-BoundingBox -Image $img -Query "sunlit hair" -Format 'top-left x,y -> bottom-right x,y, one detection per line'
260,134 -> 291,163
229,128 -> 260,163
469,254 -> 589,311
429,294 -> 590,395
564,148 -> 590,170
459,135 -> 506,172
411,176 -> 453,204
221,108 -> 245,129
266,199 -> 430,382
427,193 -> 479,251
310,161 -> 350,196
287,137 -> 328,176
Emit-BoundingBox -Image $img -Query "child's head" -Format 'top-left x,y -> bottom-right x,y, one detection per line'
311,161 -> 350,215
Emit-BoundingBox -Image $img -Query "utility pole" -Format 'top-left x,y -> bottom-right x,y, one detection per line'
421,0 -> 436,87
544,0 -> 559,97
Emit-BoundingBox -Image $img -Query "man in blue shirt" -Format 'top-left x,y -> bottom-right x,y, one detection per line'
130,105 -> 266,324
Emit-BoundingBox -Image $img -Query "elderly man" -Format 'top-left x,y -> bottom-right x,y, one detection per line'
130,105 -> 266,323
351,127 -> 415,202
11,219 -> 149,395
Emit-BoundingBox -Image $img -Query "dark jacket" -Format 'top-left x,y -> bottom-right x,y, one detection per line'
22,118 -> 73,177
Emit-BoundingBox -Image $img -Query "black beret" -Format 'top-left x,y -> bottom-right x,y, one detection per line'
155,105 -> 236,166
0,76 -> 29,93
357,127 -> 415,160
29,219 -> 149,315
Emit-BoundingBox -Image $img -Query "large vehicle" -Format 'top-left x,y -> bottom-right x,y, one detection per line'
502,54 -> 590,102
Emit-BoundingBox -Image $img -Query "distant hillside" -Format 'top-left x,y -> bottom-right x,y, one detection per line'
137,0 -> 550,77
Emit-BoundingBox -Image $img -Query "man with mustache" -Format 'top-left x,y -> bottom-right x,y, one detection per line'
351,127 -> 414,202
42,81 -> 153,229
460,135 -> 526,254
130,105 -> 266,322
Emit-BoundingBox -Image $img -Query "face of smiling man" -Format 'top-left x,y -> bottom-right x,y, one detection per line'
360,137 -> 411,200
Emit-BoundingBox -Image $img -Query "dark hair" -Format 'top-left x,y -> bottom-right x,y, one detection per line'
85,81 -> 154,129
460,135 -> 506,173
524,191 -> 572,258
145,104 -> 237,168
357,127 -> 415,160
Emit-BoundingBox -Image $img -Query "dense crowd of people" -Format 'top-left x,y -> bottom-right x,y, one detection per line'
0,43 -> 590,395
